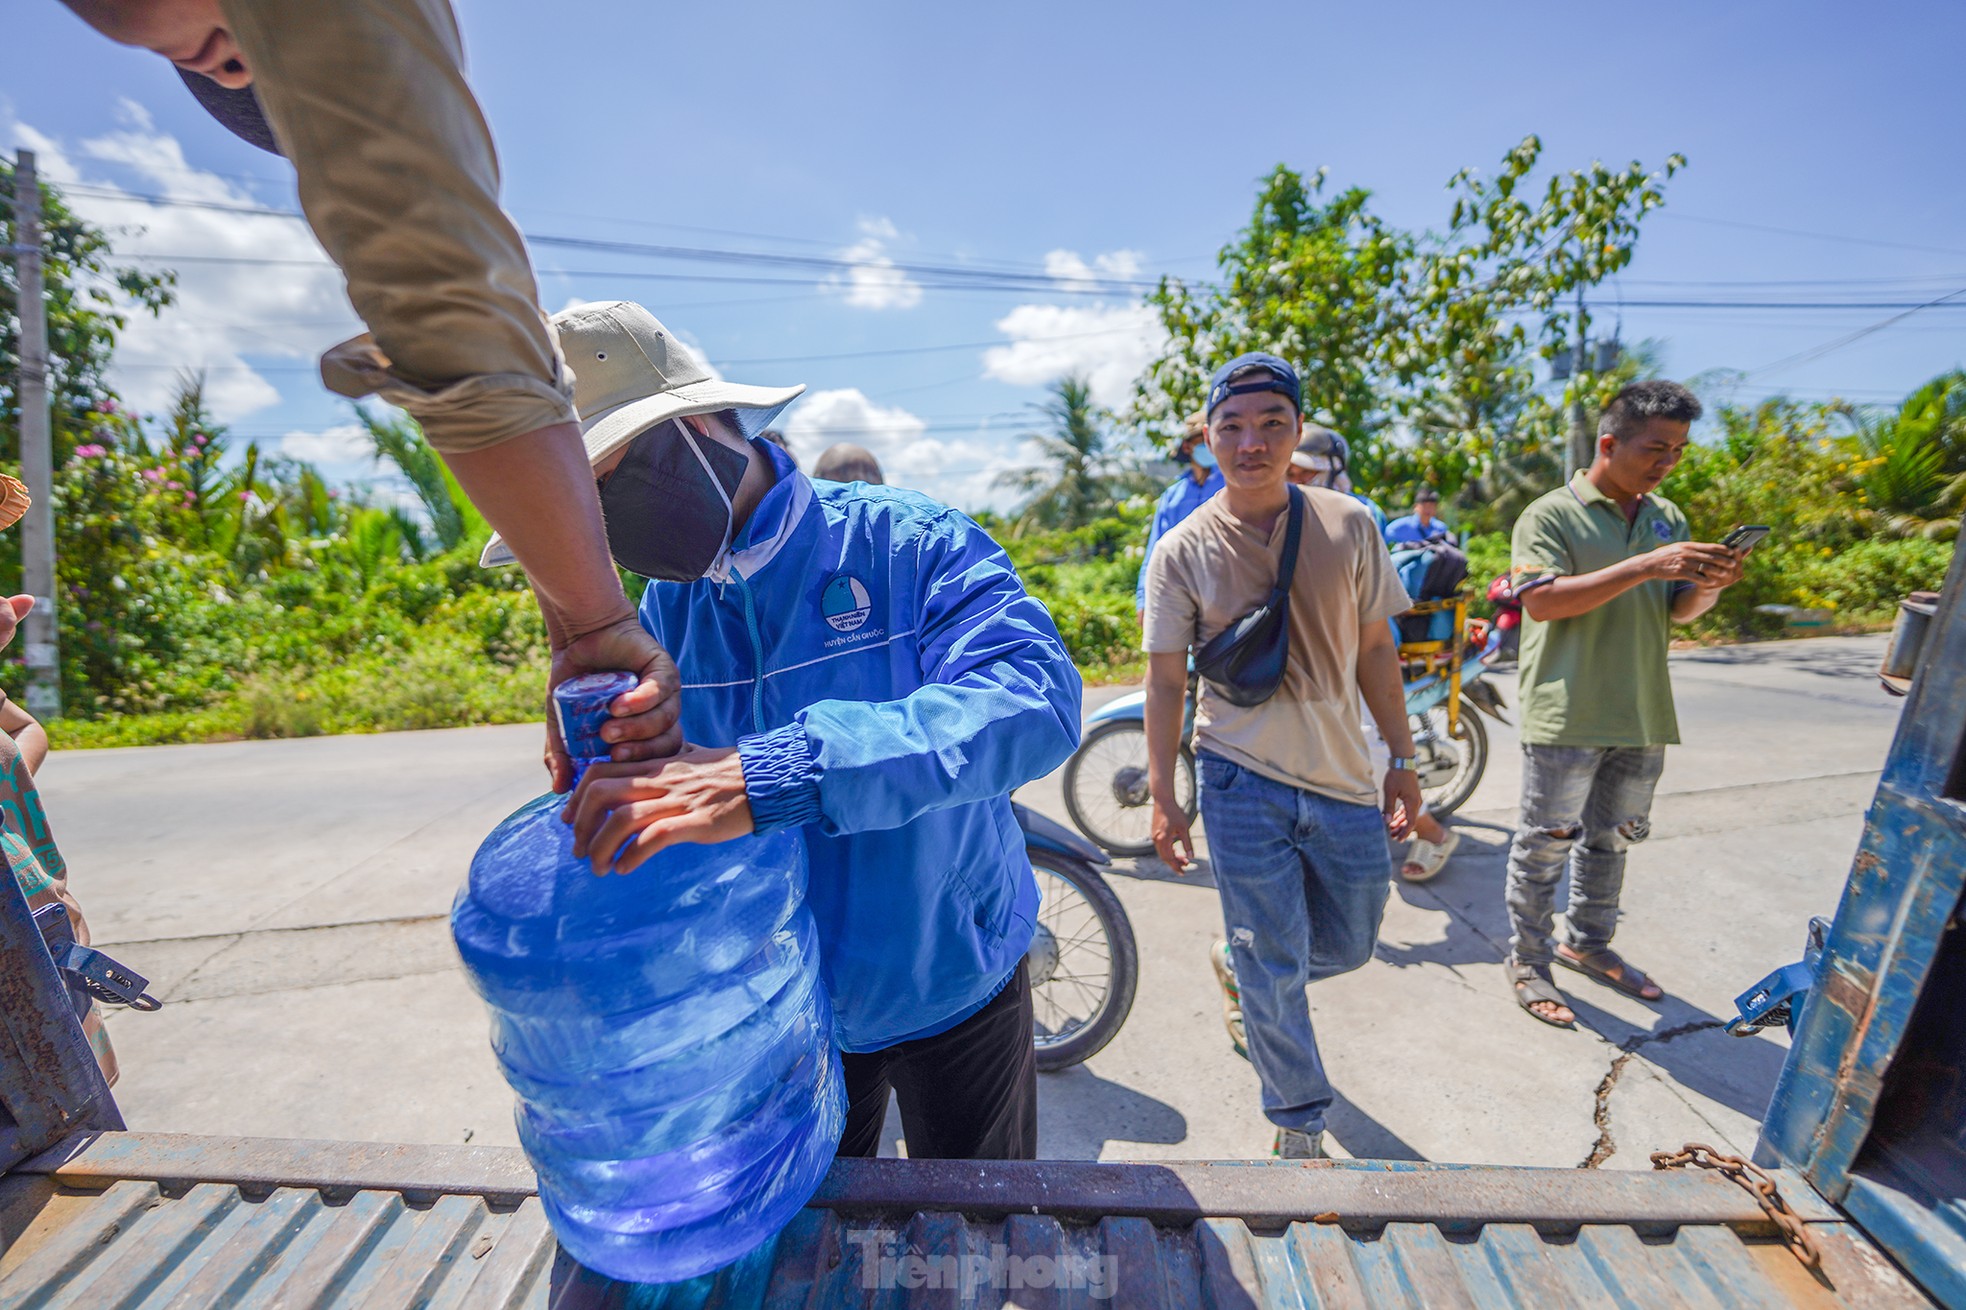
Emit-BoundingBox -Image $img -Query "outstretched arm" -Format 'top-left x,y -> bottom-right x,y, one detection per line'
1519,542 -> 1738,622
215,0 -> 680,793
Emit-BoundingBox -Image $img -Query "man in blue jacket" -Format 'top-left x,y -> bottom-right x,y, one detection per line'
535,302 -> 1082,1160
1135,412 -> 1224,621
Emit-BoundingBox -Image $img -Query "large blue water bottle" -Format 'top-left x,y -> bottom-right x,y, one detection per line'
453,671 -> 845,1283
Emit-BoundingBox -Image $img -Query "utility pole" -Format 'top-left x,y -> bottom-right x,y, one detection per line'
1563,285 -> 1593,478
11,151 -> 60,717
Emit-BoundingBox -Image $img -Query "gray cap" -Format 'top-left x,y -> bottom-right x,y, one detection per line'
1295,425 -> 1349,464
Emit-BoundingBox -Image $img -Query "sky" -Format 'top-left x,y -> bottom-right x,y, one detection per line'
7,0 -> 1964,512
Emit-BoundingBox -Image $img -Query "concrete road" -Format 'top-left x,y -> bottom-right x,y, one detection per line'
47,633 -> 1898,1169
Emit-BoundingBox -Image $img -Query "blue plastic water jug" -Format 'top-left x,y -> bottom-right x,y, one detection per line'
452,671 -> 845,1283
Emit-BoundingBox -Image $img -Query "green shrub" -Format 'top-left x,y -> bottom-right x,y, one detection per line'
1679,537 -> 1953,640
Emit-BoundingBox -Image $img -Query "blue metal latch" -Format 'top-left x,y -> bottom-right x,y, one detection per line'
31,903 -> 163,1011
1727,916 -> 1829,1037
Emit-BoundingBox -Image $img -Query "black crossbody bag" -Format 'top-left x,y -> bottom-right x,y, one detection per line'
1192,486 -> 1304,708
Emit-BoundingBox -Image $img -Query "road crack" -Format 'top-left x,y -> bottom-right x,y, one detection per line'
1577,1020 -> 1727,1169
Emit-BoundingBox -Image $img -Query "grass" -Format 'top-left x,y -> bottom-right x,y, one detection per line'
50,637 -> 546,751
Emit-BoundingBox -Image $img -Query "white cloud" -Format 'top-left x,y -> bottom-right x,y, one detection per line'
782,388 -> 1036,512
824,217 -> 923,311
278,424 -> 371,466
8,103 -> 361,425
982,302 -> 1168,409
1043,248 -> 1143,290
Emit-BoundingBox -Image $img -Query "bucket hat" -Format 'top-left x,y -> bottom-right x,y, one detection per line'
481,302 -> 804,566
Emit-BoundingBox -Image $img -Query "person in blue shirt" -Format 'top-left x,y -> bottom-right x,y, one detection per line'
1286,425 -> 1388,533
1136,412 -> 1225,620
535,302 -> 1081,1161
1384,487 -> 1455,547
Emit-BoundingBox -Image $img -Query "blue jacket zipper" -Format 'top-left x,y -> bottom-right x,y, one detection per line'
732,572 -> 767,735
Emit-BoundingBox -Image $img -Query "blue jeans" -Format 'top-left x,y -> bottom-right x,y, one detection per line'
1505,744 -> 1667,967
1197,752 -> 1391,1134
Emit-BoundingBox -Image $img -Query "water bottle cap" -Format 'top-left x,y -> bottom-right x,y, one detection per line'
553,671 -> 639,765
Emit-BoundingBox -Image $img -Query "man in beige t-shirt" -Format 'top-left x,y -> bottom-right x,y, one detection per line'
1142,352 -> 1418,1160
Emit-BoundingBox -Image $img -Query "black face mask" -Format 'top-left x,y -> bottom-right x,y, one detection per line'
599,420 -> 751,581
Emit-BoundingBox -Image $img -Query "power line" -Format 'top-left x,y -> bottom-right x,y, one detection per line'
63,152 -> 1097,267
1620,273 -> 1966,289
132,288 -> 856,331
58,184 -> 1162,294
101,247 -> 1966,312
109,250 -> 1147,298
67,185 -> 1966,313
103,322 -> 1146,373
1745,285 -> 1966,379
1659,211 -> 1966,260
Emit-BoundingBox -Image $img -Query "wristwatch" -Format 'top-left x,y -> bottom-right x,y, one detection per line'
1388,756 -> 1419,772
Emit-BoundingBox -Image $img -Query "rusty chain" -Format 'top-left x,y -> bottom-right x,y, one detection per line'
1650,1143 -> 1823,1269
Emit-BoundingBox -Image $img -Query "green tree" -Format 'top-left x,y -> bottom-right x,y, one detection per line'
156,371 -> 229,536
1131,167 -> 1414,460
1,159 -> 175,467
1129,141 -> 1683,501
1431,136 -> 1685,471
1837,372 -> 1966,541
996,375 -> 1152,533
356,403 -> 484,556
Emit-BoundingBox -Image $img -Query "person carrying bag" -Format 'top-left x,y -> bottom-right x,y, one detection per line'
1139,352 -> 1421,1160
1192,485 -> 1305,707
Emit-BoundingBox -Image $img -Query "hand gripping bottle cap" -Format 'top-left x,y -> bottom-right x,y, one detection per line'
553,671 -> 639,777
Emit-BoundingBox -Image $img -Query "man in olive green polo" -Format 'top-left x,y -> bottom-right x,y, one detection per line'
1503,381 -> 1744,1027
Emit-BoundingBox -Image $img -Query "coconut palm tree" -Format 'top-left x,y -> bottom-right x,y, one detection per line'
1840,372 -> 1966,541
994,375 -> 1153,533
354,404 -> 484,557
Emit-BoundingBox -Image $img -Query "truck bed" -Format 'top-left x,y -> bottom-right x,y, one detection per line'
0,1131 -> 1929,1307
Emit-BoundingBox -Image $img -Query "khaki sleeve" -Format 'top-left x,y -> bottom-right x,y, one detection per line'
1141,537 -> 1199,654
219,0 -> 577,453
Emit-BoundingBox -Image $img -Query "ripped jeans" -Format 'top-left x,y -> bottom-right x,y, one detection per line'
1505,744 -> 1667,967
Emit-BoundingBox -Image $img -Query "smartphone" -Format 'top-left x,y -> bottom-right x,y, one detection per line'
1722,525 -> 1771,554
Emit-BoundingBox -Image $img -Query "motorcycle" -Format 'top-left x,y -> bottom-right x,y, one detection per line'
1016,801 -> 1138,1071
1486,573 -> 1522,663
1062,600 -> 1512,858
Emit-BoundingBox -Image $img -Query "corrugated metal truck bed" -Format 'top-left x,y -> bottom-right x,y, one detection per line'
0,1131 -> 1929,1308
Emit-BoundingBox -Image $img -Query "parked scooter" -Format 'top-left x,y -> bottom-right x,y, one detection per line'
1063,624 -> 1512,857
1016,802 -> 1138,1070
1486,573 -> 1523,663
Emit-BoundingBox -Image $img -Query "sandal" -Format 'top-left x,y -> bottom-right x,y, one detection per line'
1555,945 -> 1664,1001
1508,957 -> 1575,1028
1399,829 -> 1461,882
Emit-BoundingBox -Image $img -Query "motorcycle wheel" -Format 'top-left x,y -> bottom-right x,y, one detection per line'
1027,849 -> 1139,1071
1411,698 -> 1489,819
1062,720 -> 1197,858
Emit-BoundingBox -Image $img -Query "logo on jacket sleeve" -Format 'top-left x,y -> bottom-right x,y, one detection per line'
821,574 -> 873,632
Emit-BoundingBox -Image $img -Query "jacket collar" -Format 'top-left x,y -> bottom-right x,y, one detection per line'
708,439 -> 813,583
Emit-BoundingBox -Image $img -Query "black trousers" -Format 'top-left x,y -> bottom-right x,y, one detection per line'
835,961 -> 1037,1160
